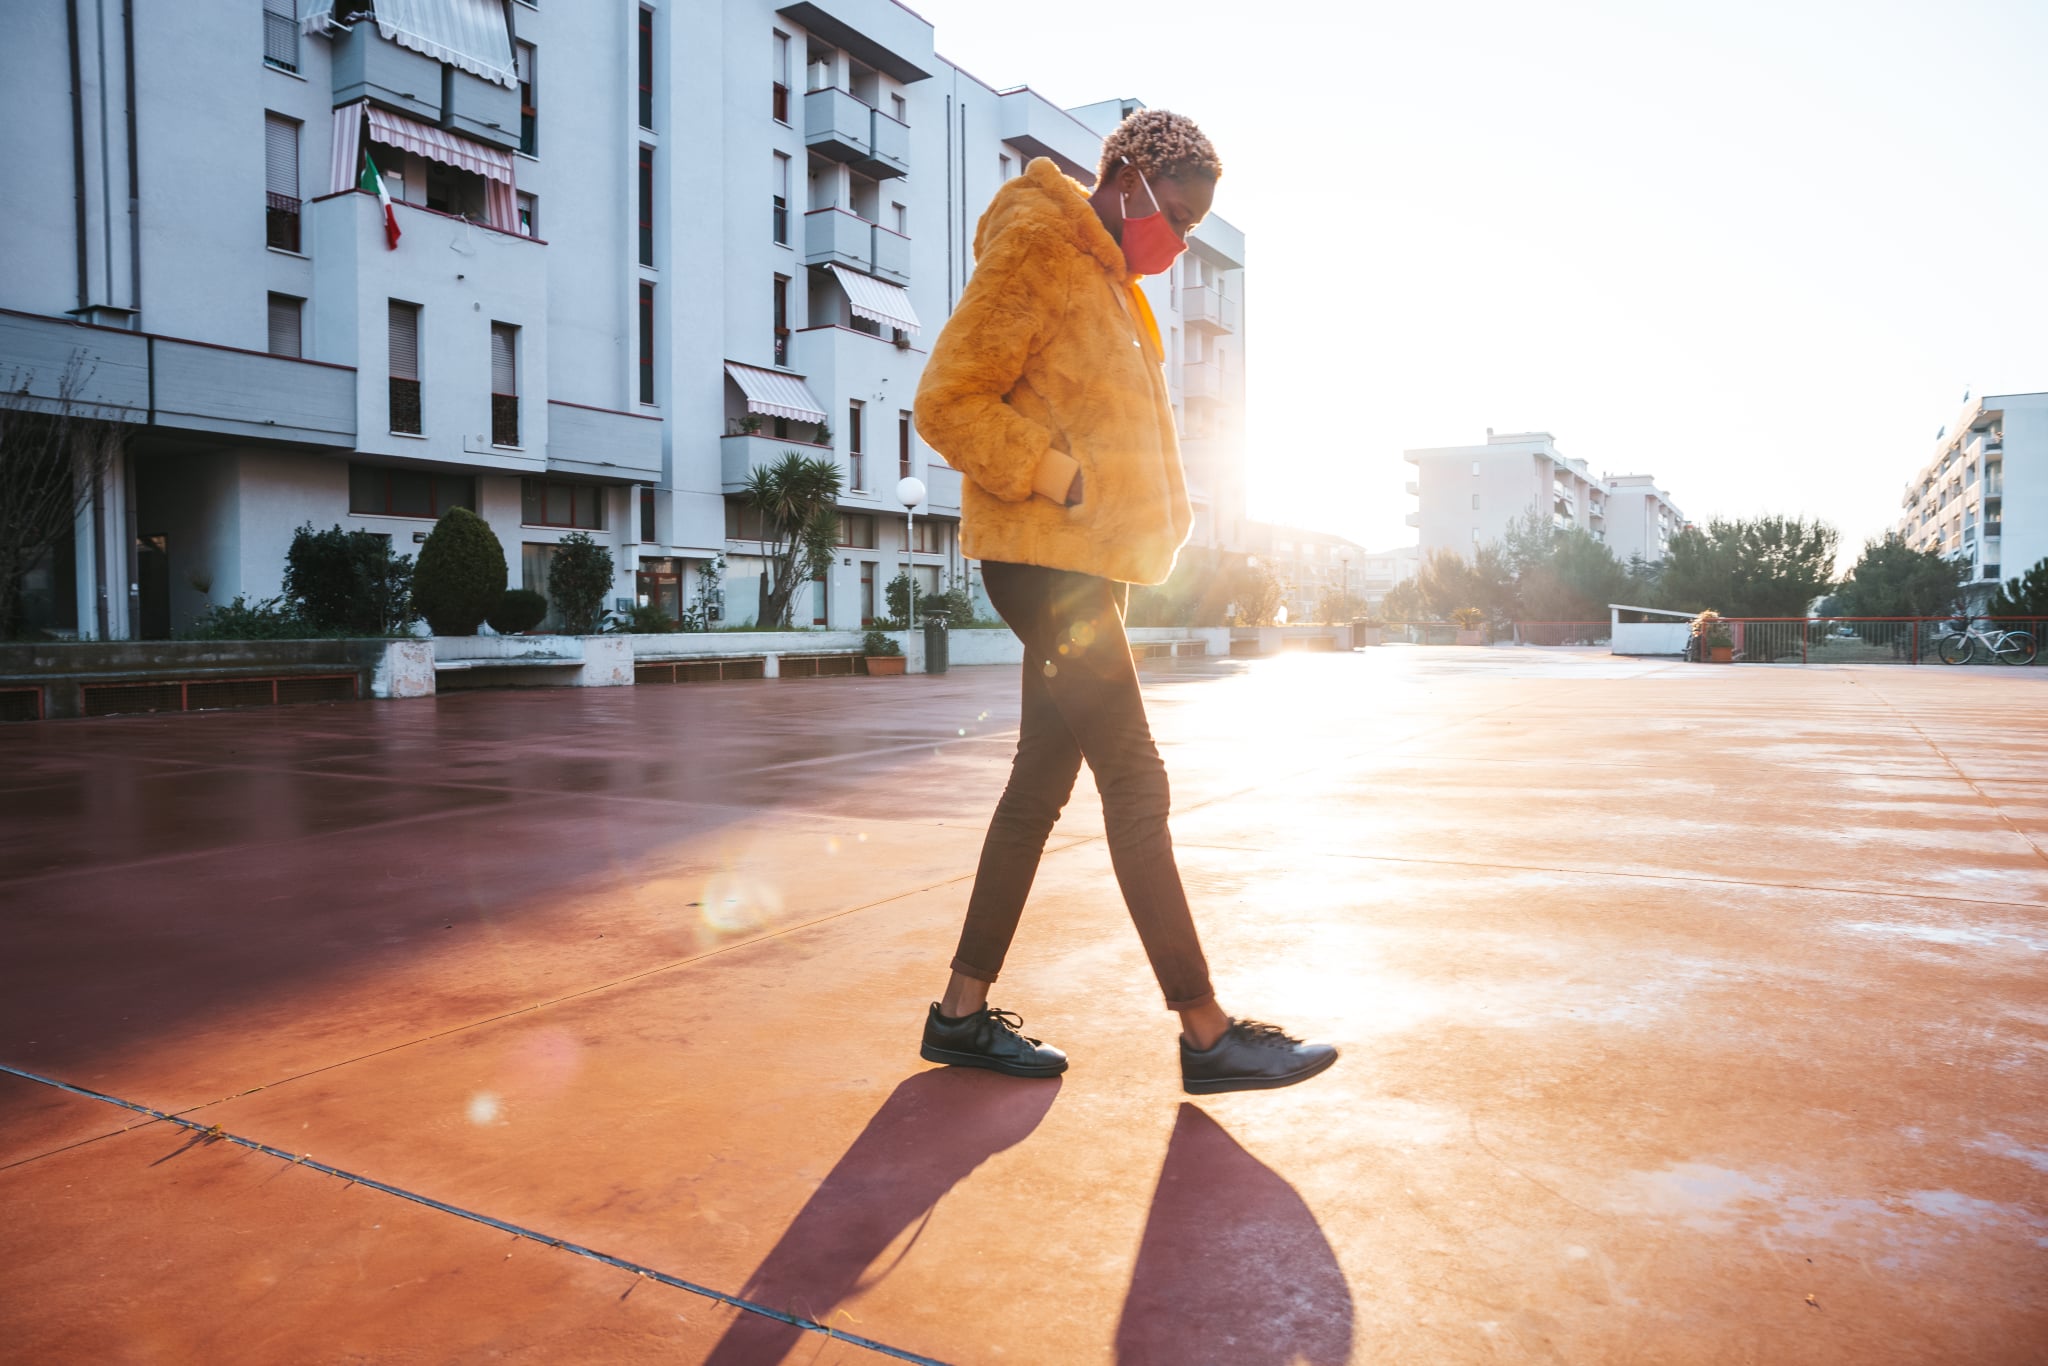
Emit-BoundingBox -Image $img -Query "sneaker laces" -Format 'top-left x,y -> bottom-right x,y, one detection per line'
1231,1019 -> 1302,1048
984,1007 -> 1041,1045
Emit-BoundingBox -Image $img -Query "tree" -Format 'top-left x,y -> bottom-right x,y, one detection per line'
0,356 -> 127,638
1988,556 -> 2048,617
1381,579 -> 1426,622
283,523 -> 414,635
1417,545 -> 1513,627
547,531 -> 614,633
1494,509 -> 1629,624
1833,536 -> 1969,619
1229,559 -> 1286,626
1657,515 -> 1837,618
1314,586 -> 1367,623
745,453 -> 842,628
412,507 -> 507,635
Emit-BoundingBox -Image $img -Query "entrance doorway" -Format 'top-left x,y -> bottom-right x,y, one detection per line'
137,534 -> 170,639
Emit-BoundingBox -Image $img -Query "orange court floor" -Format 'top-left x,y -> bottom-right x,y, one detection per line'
2,647 -> 2045,1365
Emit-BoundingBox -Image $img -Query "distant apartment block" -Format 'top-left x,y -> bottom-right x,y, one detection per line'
1897,391 -> 2046,596
0,1 -> 1250,640
1403,430 -> 1686,565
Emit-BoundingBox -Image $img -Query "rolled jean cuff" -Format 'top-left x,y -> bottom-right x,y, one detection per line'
1165,989 -> 1216,1013
949,956 -> 1000,985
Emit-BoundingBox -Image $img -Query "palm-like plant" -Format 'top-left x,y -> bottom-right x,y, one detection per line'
746,452 -> 844,628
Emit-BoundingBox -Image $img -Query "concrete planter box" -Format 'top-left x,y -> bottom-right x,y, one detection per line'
864,655 -> 907,675
0,638 -> 428,720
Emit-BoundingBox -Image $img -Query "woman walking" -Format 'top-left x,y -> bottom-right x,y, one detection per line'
912,110 -> 1335,1095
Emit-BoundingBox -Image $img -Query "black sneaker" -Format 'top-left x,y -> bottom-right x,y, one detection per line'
920,1003 -> 1068,1078
1181,1019 -> 1337,1094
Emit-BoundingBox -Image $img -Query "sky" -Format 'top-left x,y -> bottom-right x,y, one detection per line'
908,0 -> 2048,562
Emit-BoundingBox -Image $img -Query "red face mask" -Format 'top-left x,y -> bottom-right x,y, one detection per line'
1119,165 -> 1186,277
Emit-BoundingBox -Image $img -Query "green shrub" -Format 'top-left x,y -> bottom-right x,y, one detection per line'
862,628 -> 902,657
412,507 -> 507,636
283,523 -> 414,635
181,594 -> 311,640
547,531 -> 614,634
613,602 -> 678,634
487,587 -> 548,634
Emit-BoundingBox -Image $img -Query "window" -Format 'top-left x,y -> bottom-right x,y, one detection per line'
838,513 -> 876,548
848,399 -> 865,489
772,30 -> 791,121
1472,527 -> 1481,543
898,411 -> 913,480
890,92 -> 906,124
387,300 -> 421,433
999,154 -> 1012,181
637,145 -> 655,266
517,191 -> 537,237
266,293 -> 303,358
640,488 -> 656,542
860,562 -> 876,624
638,283 -> 655,404
811,568 -> 828,626
490,322 -> 519,447
637,9 -> 654,129
772,152 -> 791,244
1471,493 -> 1480,510
891,200 -> 906,235
263,0 -> 298,71
912,519 -> 944,553
264,112 -> 301,251
522,478 -> 605,529
517,42 -> 538,155
772,275 -> 790,366
349,464 -> 474,518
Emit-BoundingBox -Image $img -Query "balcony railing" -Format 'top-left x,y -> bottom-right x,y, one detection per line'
803,208 -> 909,285
266,193 -> 301,252
803,87 -> 908,179
1180,283 -> 1239,333
1180,360 -> 1223,401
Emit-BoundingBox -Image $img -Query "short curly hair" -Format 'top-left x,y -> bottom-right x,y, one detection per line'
1098,108 -> 1221,185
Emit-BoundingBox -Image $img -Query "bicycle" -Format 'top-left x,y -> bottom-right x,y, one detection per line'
1936,617 -> 2037,666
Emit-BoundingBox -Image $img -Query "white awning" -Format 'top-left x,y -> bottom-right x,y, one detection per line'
827,264 -> 921,337
303,0 -> 517,89
724,362 -> 826,424
365,104 -> 514,186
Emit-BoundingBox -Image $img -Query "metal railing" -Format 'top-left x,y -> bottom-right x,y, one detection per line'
1714,617 -> 2044,665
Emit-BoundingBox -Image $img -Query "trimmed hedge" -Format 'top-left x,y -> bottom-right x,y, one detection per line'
413,507 -> 507,636
487,587 -> 548,634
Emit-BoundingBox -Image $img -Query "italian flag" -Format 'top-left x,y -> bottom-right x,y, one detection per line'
360,150 -> 401,250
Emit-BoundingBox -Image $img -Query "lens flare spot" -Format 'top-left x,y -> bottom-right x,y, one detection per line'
826,836 -> 842,854
1043,661 -> 1058,678
467,1093 -> 501,1125
699,871 -> 780,935
1069,620 -> 1098,648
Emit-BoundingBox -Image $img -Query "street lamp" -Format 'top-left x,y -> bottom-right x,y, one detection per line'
897,475 -> 925,632
1335,543 -> 1355,613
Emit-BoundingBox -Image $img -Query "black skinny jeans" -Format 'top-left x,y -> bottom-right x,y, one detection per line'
950,561 -> 1215,1011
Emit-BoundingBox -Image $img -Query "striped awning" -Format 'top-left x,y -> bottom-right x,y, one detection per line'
724,362 -> 826,424
303,0 -> 517,89
827,264 -> 920,337
365,104 -> 514,186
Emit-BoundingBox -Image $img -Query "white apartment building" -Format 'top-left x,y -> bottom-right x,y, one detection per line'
1897,391 -> 2046,598
1246,523 -> 1368,621
0,0 -> 1250,640
1402,430 -> 1686,566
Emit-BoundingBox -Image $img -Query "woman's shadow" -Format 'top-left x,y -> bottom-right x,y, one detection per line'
702,1067 -> 1060,1364
1114,1104 -> 1355,1366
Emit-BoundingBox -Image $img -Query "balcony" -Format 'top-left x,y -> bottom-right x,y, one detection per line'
1180,360 -> 1224,403
1404,481 -> 1419,497
1404,511 -> 1421,528
997,86 -> 1100,183
548,401 -> 661,483
803,87 -> 908,179
1180,283 -> 1238,333
328,20 -> 444,125
804,208 -> 909,284
919,461 -> 963,515
720,433 -> 833,493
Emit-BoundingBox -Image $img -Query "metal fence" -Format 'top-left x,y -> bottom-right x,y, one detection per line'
1720,617 -> 2044,665
1513,620 -> 1613,646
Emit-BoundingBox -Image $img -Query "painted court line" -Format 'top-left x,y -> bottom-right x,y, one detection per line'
0,1062 -> 948,1366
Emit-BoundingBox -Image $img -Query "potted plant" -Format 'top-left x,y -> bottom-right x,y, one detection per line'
863,628 -> 906,675
731,413 -> 763,436
1692,609 -> 1734,663
1451,607 -> 1487,646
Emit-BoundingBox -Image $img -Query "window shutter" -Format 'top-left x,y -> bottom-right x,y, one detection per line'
388,302 -> 419,380
264,114 -> 299,199
267,295 -> 302,358
491,324 -> 516,394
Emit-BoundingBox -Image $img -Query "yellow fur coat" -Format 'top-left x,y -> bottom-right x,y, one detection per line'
913,158 -> 1192,587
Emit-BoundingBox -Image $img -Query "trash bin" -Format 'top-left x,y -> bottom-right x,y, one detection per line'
922,609 -> 950,674
1349,618 -> 1367,650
